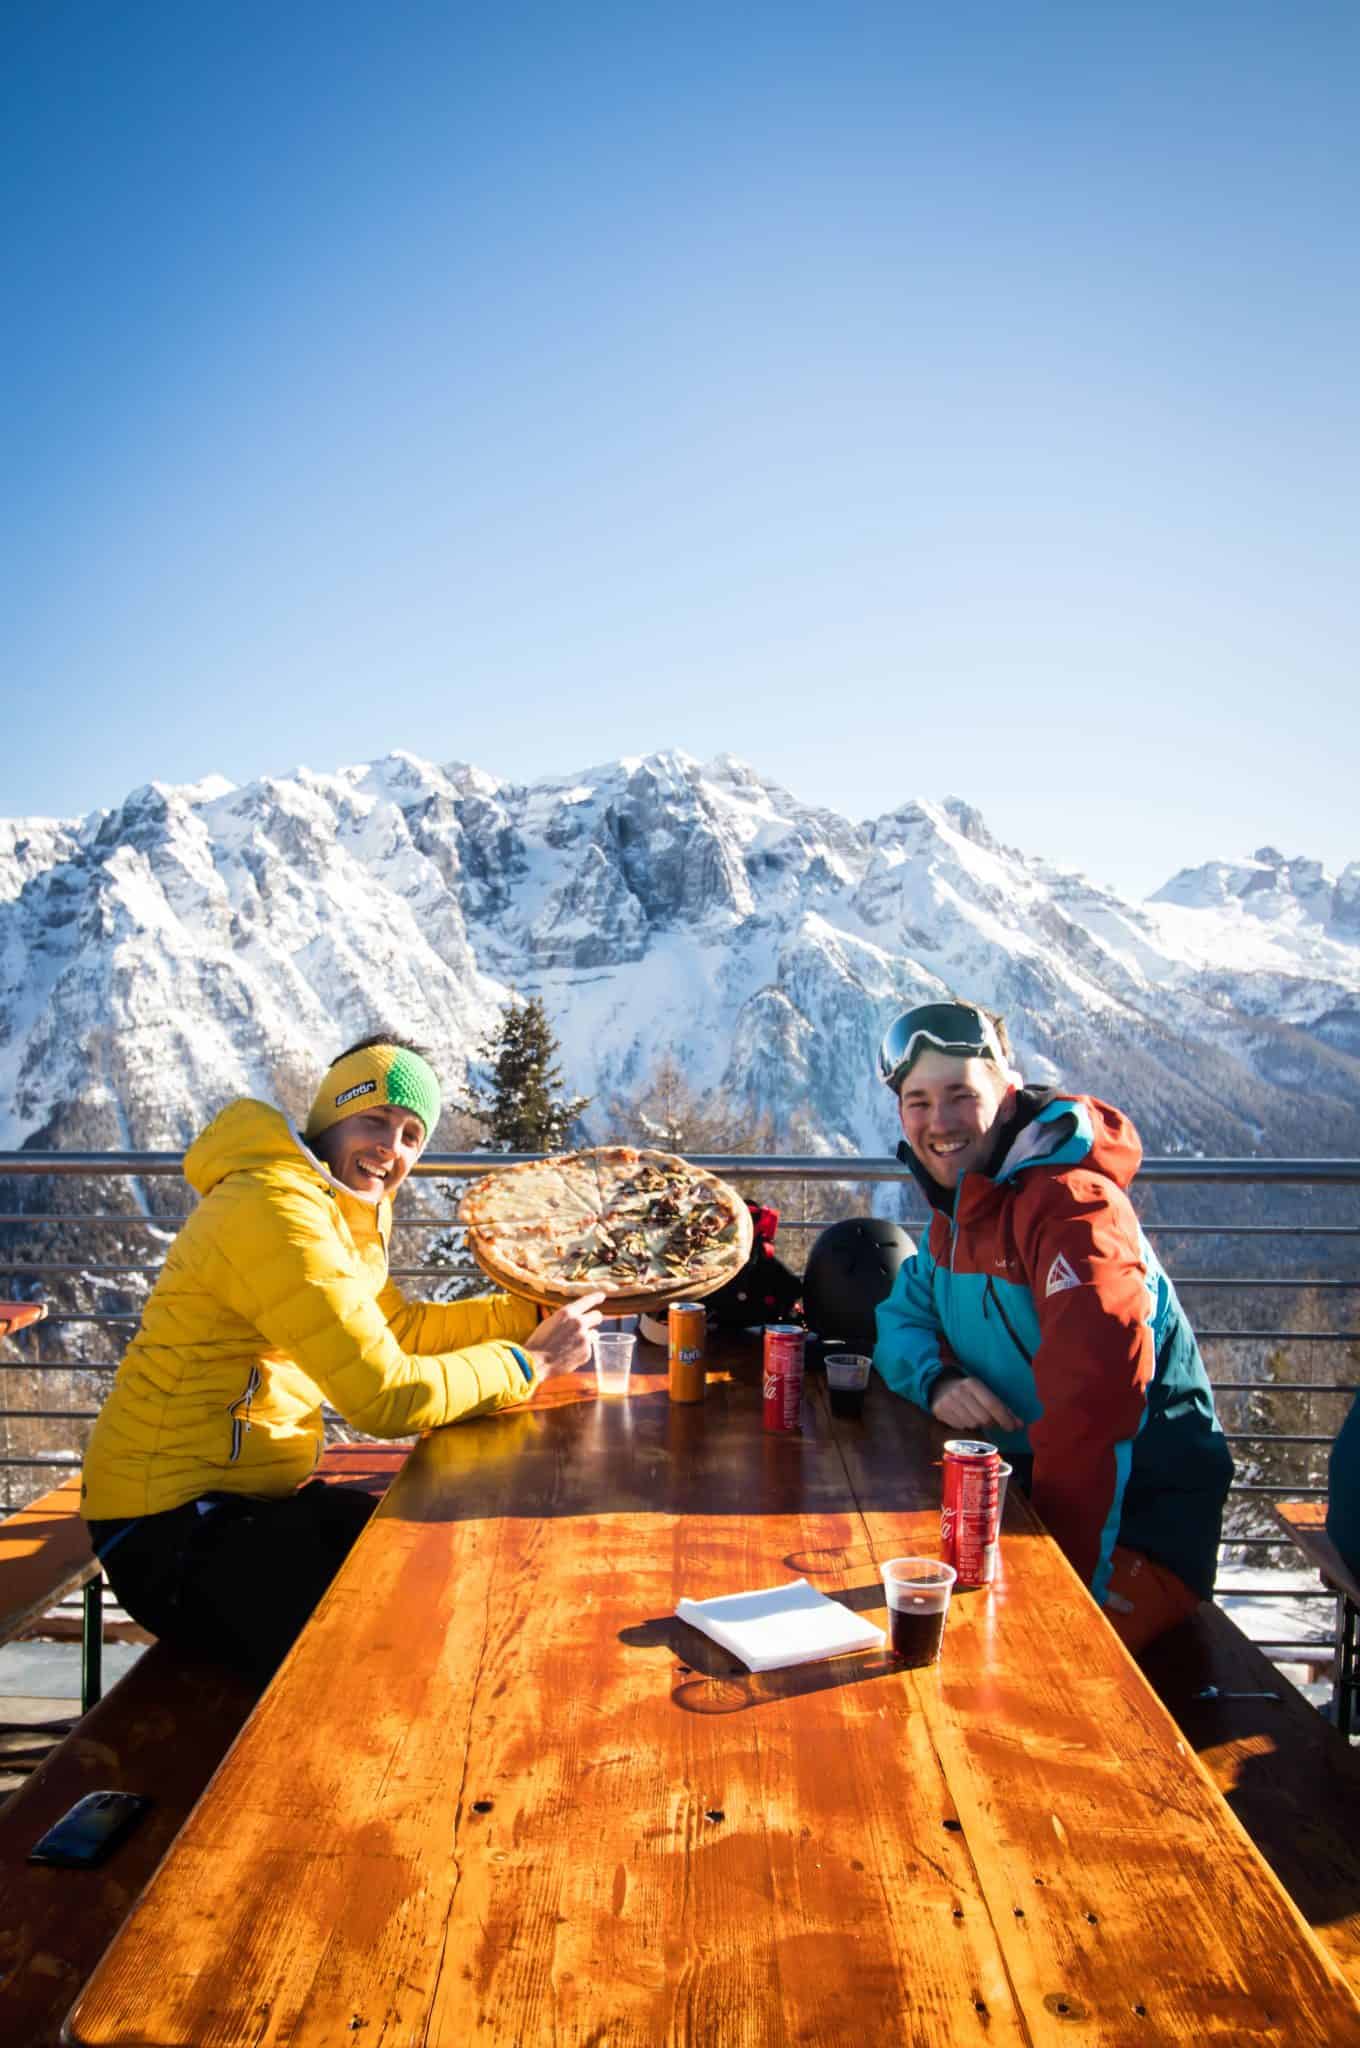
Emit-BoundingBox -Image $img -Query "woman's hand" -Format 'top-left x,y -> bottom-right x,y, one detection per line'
929,1374 -> 1021,1434
524,1293 -> 607,1376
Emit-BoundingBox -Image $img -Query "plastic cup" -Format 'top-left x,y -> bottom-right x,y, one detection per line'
826,1351 -> 872,1420
881,1557 -> 957,1667
968,1461 -> 1014,1582
592,1332 -> 635,1397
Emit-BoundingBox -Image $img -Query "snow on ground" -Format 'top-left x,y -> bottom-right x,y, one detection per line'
1215,1559 -> 1340,1711
0,1634 -> 146,1701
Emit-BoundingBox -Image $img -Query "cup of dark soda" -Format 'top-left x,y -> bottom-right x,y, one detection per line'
881,1557 -> 957,1667
826,1351 -> 871,1419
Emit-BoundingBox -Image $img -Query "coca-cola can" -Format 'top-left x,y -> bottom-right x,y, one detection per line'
762,1326 -> 805,1434
941,1438 -> 1002,1586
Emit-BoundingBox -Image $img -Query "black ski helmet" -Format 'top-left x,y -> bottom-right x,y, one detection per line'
801,1217 -> 915,1349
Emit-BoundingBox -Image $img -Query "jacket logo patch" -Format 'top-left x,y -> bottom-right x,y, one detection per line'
1045,1251 -> 1082,1297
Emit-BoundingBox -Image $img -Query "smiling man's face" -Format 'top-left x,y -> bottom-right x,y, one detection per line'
311,1103 -> 426,1199
896,1048 -> 1015,1191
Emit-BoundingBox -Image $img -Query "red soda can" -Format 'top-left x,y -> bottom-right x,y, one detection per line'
941,1438 -> 1002,1586
762,1326 -> 805,1433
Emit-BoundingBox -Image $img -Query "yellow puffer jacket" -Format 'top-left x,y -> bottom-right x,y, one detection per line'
81,1100 -> 540,1520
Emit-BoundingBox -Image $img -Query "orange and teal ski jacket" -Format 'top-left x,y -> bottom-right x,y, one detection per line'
1327,1393 -> 1360,1582
874,1090 -> 1232,1602
81,1100 -> 540,1520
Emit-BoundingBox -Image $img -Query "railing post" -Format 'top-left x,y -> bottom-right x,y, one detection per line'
81,1572 -> 104,1712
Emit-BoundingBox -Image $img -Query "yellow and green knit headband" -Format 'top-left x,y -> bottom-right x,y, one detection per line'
303,1044 -> 442,1146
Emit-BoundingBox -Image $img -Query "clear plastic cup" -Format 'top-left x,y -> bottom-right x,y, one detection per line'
881,1556 -> 957,1667
826,1351 -> 872,1419
592,1332 -> 636,1396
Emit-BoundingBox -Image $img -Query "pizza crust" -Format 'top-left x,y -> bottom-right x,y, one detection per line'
457,1147 -> 754,1313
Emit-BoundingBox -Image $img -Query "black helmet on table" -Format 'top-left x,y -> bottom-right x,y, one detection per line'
801,1217 -> 915,1350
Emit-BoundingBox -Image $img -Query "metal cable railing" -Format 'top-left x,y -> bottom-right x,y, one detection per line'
2,1150 -> 1355,1688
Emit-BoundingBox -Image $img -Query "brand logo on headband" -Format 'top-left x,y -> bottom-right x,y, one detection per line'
335,1080 -> 378,1108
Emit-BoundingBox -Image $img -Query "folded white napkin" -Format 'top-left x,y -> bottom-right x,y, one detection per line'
675,1577 -> 885,1672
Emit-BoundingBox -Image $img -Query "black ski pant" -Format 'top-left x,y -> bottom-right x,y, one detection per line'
87,1480 -> 377,1684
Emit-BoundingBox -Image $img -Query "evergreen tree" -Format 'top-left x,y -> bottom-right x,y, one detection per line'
464,995 -> 590,1152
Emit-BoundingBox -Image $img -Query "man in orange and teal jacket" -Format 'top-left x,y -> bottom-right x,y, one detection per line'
872,1000 -> 1232,1654
82,1034 -> 602,1679
1328,1394 -> 1360,1583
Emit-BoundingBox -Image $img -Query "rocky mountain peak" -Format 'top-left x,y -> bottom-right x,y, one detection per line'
0,751 -> 1357,1159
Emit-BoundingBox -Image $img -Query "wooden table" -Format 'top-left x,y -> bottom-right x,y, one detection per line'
64,1340 -> 1360,2047
1274,1497 -> 1359,1737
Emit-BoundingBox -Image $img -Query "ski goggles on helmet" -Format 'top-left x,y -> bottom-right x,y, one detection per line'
877,1002 -> 1005,1093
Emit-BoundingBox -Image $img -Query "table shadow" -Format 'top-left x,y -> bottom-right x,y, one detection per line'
785,1542 -> 879,1576
403,1363 -> 954,1524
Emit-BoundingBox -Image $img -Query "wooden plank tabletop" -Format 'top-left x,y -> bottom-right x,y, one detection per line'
1138,1601 -> 1360,1994
63,1342 -> 1360,2048
1274,1497 -> 1360,1608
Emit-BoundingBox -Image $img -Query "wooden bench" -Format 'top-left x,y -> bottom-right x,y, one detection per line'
0,1304 -> 105,1727
0,1442 -> 406,2048
0,1476 -> 105,1721
1274,1497 -> 1359,1736
1140,1594 -> 1360,1999
0,1303 -> 47,1340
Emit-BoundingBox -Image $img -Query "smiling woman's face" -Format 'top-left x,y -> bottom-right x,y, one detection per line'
310,1104 -> 426,1198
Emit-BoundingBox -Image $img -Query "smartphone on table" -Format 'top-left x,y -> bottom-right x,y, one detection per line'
27,1790 -> 152,1868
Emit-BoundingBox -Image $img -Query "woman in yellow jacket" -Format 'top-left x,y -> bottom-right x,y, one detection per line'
82,1035 -> 601,1679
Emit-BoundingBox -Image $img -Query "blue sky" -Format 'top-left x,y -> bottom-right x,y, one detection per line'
4,2 -> 1356,899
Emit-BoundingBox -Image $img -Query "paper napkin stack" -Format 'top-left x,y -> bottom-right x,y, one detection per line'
674,1578 -> 885,1672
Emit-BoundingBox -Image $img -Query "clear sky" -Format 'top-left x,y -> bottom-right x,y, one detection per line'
4,2 -> 1356,900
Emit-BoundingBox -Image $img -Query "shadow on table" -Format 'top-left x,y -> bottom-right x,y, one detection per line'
403,1366 -> 950,1525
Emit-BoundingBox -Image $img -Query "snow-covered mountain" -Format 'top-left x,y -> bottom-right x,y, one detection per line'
4,750 -> 1360,1158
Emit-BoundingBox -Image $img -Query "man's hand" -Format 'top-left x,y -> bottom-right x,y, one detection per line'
929,1374 -> 1022,1435
524,1293 -> 607,1376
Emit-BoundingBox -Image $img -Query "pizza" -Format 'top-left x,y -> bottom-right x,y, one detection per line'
458,1147 -> 754,1313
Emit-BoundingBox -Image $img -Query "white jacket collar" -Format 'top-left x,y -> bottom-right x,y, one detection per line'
286,1123 -> 386,1208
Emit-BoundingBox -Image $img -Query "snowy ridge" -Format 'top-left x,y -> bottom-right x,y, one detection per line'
2,749 -> 1359,1156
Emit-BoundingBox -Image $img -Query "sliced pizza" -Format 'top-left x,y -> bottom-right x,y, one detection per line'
457,1147 -> 753,1313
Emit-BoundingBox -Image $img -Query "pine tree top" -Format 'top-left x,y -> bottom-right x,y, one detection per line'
462,994 -> 590,1153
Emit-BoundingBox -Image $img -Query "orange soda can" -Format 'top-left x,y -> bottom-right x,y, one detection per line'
668,1301 -> 707,1404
